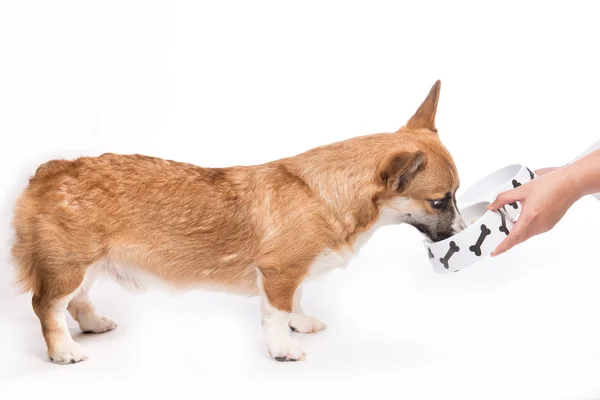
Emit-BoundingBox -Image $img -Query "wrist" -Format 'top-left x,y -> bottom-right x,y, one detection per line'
562,163 -> 587,200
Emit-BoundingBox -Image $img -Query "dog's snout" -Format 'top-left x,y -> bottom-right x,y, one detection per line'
452,214 -> 467,234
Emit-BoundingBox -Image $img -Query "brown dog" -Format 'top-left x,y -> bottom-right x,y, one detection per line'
11,80 -> 464,364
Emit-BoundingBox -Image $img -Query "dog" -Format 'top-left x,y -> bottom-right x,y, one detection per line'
11,80 -> 464,364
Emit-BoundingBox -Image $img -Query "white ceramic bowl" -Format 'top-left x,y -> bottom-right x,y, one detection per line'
457,164 -> 536,220
425,163 -> 536,273
425,202 -> 515,273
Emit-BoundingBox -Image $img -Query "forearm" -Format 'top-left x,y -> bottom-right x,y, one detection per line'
564,148 -> 600,198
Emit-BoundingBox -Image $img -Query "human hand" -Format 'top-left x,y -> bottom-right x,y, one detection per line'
487,167 -> 581,256
534,167 -> 559,176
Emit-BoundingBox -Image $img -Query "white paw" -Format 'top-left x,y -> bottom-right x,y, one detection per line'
290,314 -> 327,334
80,315 -> 118,334
268,336 -> 306,362
49,341 -> 88,365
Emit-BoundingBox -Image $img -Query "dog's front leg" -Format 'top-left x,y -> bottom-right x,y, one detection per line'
289,285 -> 327,334
257,268 -> 305,362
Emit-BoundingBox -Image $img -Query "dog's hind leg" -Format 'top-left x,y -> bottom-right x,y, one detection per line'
31,267 -> 89,364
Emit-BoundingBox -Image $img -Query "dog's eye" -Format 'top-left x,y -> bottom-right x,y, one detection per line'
430,198 -> 448,209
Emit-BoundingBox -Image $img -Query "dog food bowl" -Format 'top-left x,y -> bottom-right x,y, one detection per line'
457,163 -> 536,220
425,163 -> 536,273
425,202 -> 515,273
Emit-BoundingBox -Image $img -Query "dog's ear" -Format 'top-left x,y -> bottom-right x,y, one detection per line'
405,80 -> 441,132
380,151 -> 428,191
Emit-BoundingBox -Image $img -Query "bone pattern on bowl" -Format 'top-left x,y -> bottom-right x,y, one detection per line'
469,224 -> 491,256
426,204 -> 516,272
428,210 -> 509,270
439,241 -> 460,269
427,164 -> 535,273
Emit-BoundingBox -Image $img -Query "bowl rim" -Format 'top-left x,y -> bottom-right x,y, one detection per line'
458,163 -> 526,204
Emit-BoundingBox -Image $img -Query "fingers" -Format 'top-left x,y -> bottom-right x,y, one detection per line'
488,186 -> 525,211
491,219 -> 529,257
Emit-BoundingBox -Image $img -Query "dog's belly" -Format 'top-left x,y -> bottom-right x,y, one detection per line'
89,254 -> 258,296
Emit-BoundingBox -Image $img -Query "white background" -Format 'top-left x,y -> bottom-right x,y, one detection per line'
1,1 -> 600,399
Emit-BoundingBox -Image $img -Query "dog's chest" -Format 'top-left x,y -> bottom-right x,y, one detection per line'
307,247 -> 352,279
305,201 -> 410,279
306,225 -> 379,279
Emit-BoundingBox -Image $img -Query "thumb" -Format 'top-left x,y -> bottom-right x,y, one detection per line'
488,186 -> 525,211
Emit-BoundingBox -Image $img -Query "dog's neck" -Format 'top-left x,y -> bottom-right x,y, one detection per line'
281,137 -> 415,246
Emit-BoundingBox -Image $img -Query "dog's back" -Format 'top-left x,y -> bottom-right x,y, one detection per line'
12,153 -> 266,295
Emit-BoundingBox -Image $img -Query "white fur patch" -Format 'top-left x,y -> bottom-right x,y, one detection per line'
257,271 -> 306,361
289,285 -> 327,333
452,196 -> 467,233
78,314 -> 118,334
48,294 -> 89,364
289,314 -> 327,333
307,247 -> 352,279
307,197 -> 419,279
50,340 -> 89,365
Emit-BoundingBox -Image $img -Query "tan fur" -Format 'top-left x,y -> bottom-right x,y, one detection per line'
11,80 -> 460,362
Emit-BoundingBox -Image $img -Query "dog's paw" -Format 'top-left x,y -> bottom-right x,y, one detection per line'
268,337 -> 306,362
80,315 -> 118,334
49,341 -> 88,365
290,314 -> 327,334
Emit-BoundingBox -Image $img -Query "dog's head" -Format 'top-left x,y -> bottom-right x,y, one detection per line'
377,81 -> 465,242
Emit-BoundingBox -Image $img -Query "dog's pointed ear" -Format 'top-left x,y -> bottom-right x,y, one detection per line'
379,151 -> 428,191
405,80 -> 441,132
